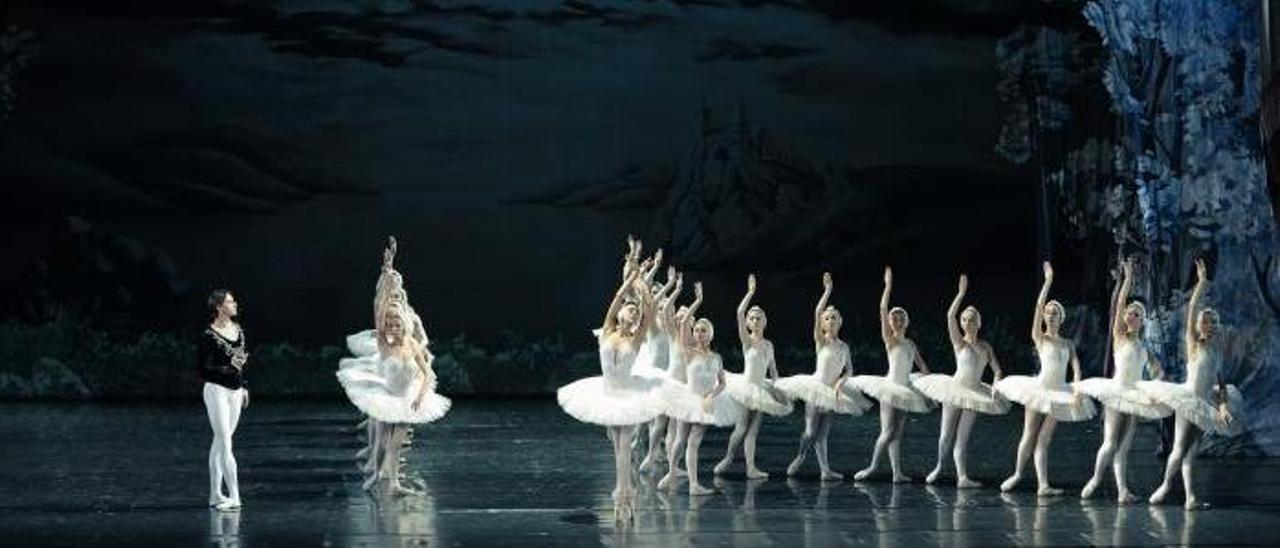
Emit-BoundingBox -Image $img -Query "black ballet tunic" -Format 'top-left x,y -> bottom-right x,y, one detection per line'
197,326 -> 248,390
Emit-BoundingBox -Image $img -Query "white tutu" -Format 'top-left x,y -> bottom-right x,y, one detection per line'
911,374 -> 1010,415
346,330 -> 380,358
774,375 -> 871,415
993,375 -> 1096,422
660,380 -> 744,426
849,373 -> 933,414
557,376 -> 663,426
1076,378 -> 1171,420
723,373 -> 793,417
336,367 -> 451,424
1136,381 -> 1245,435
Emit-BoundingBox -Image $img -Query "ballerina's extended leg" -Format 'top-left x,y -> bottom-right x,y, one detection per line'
856,405 -> 896,481
1082,409 -> 1122,499
927,404 -> 959,484
1033,416 -> 1060,496
1002,409 -> 1041,492
815,412 -> 842,481
715,411 -> 751,475
658,421 -> 690,489
1112,414 -> 1138,504
787,404 -> 819,476
686,424 -> 714,495
953,409 -> 981,488
743,411 -> 768,479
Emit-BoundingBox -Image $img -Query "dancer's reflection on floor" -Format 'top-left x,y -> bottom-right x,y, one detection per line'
1000,492 -> 1050,545
349,480 -> 438,542
209,507 -> 241,548
1148,505 -> 1202,545
1083,500 -> 1135,546
785,477 -> 832,511
924,484 -> 980,543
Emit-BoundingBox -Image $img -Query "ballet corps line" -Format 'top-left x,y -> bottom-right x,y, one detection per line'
555,237 -> 1244,524
197,236 -> 1245,524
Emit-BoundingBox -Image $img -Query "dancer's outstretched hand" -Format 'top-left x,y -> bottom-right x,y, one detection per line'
242,390 -> 250,410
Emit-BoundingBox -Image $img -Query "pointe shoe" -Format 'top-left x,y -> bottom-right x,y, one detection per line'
1117,490 -> 1138,505
820,470 -> 844,482
638,455 -> 657,473
1148,485 -> 1170,505
853,467 -> 875,482
713,459 -> 732,476
1000,475 -> 1021,492
925,468 -> 942,485
1184,497 -> 1209,511
209,495 -> 230,508
689,483 -> 715,496
892,474 -> 913,484
214,499 -> 241,512
1080,478 -> 1100,499
675,467 -> 688,478
786,459 -> 803,477
956,477 -> 982,489
745,468 -> 769,480
1037,486 -> 1064,497
657,473 -> 677,490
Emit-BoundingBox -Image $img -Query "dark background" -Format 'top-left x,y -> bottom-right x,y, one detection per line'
0,0 -> 1045,350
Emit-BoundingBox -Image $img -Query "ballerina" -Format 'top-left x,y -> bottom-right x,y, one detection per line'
1077,257 -> 1172,503
913,274 -> 1011,488
337,243 -> 451,496
653,282 -> 704,477
657,313 -> 743,495
777,272 -> 872,481
851,267 -> 935,484
713,274 -> 794,479
638,269 -> 685,472
1141,258 -> 1245,509
556,254 -> 663,524
198,289 -> 250,511
994,261 -> 1097,496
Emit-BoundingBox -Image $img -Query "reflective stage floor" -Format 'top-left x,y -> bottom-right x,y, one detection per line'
1,400 -> 1277,546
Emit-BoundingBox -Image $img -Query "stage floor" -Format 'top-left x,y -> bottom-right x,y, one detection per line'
1,400 -> 1277,546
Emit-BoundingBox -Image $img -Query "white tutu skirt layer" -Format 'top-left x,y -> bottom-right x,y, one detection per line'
557,376 -> 663,426
774,375 -> 871,415
336,368 -> 451,424
723,374 -> 793,417
346,330 -> 380,358
849,374 -> 934,414
993,375 -> 1096,422
660,381 -> 744,426
631,363 -> 669,382
911,374 -> 1010,415
1136,381 -> 1245,435
1076,378 -> 1171,420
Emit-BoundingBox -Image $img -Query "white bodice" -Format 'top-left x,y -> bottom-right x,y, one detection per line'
1036,338 -> 1071,388
686,351 -> 722,393
953,343 -> 988,388
636,331 -> 671,372
886,341 -> 915,384
742,340 -> 772,384
381,355 -> 421,398
599,338 -> 639,390
1113,339 -> 1146,388
1185,345 -> 1220,399
815,341 -> 848,384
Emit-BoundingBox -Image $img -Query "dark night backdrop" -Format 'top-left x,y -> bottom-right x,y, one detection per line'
0,0 -> 1037,343
1,0 -> 1276,457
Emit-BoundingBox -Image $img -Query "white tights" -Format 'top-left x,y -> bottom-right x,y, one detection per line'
1082,409 -> 1138,502
204,383 -> 245,506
